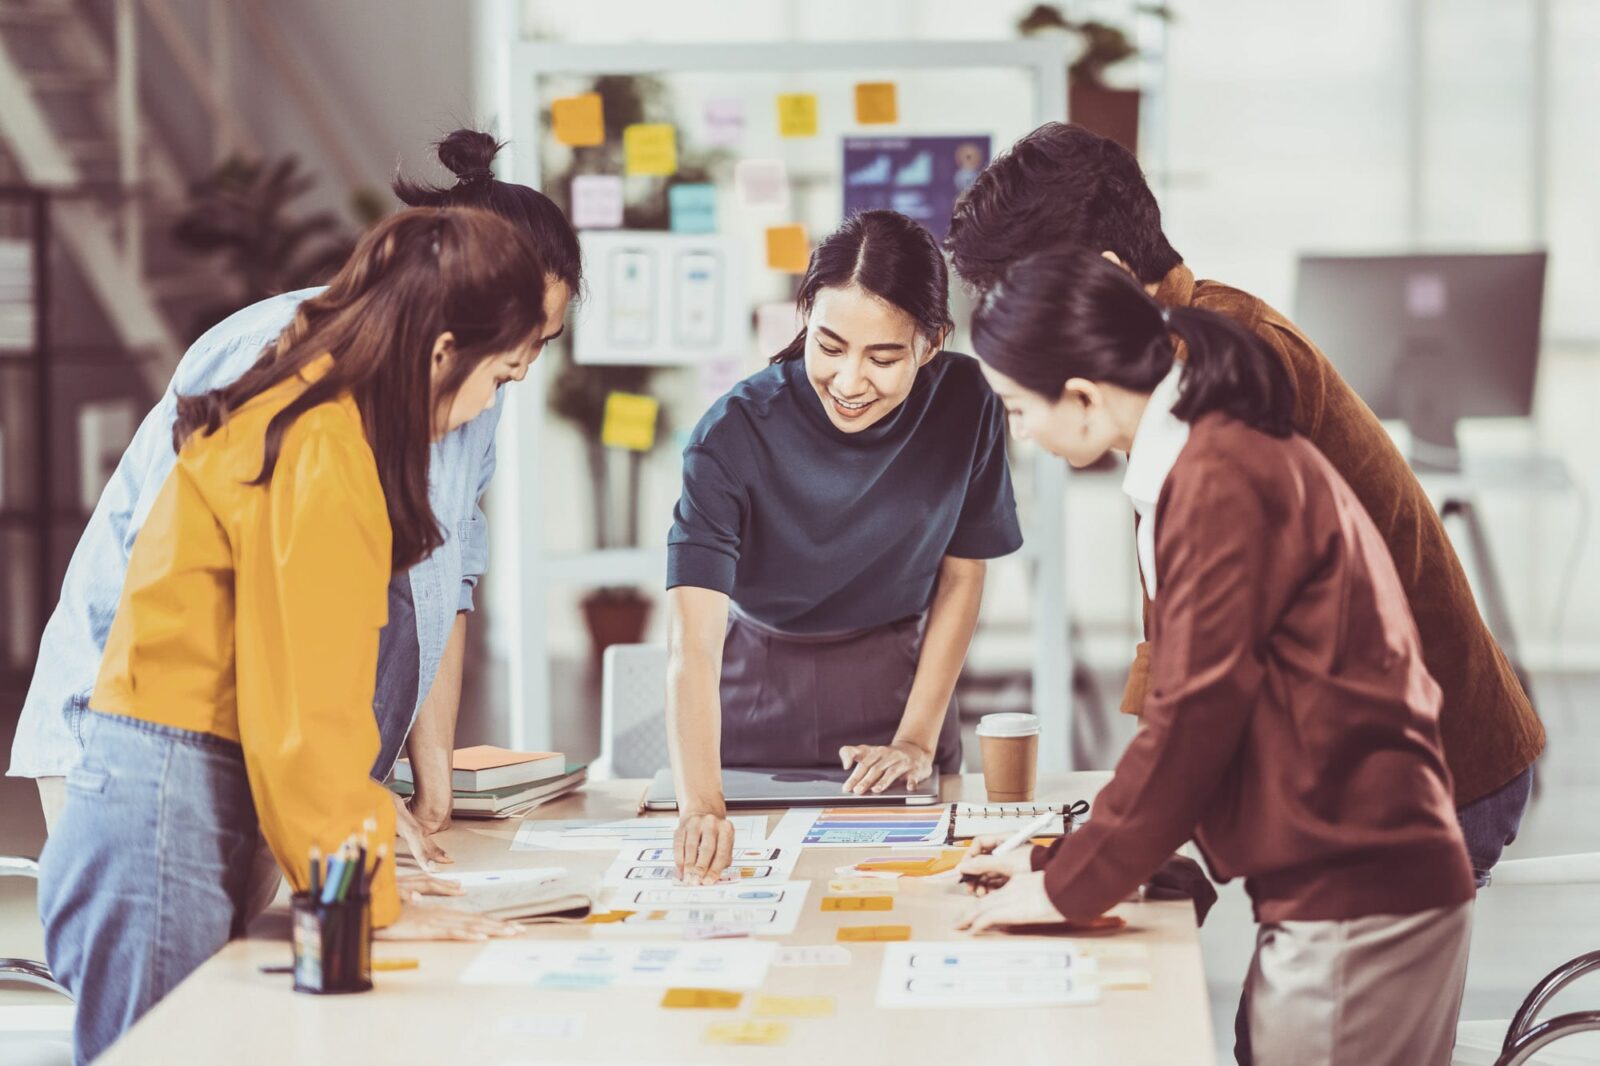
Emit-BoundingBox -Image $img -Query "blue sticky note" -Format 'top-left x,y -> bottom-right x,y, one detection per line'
669,183 -> 717,234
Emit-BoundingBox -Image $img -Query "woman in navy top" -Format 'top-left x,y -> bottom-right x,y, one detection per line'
666,210 -> 1023,883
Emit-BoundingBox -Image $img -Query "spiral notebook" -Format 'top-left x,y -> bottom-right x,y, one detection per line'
946,801 -> 1089,842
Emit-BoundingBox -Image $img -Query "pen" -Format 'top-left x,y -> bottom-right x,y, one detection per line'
363,843 -> 387,897
308,845 -> 322,900
959,811 -> 1060,887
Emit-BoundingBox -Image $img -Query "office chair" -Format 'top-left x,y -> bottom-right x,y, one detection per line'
597,643 -> 671,780
1453,853 -> 1600,1065
1,856 -> 73,1066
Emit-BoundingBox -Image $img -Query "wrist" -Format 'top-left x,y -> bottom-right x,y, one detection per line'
681,792 -> 727,819
890,734 -> 936,759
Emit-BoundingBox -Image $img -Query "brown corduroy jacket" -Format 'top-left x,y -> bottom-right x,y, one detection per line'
1118,264 -> 1545,805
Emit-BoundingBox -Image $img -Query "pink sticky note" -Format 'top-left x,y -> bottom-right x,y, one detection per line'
734,160 -> 789,210
756,302 -> 802,358
703,98 -> 746,147
571,174 -> 623,229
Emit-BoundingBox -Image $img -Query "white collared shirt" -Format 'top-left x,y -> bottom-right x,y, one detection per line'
1122,362 -> 1192,600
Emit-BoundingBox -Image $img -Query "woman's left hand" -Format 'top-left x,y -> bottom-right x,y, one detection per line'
839,741 -> 935,795
954,871 -> 1067,934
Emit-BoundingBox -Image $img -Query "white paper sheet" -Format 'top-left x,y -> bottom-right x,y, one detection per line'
600,842 -> 797,888
595,881 -> 811,936
460,939 -> 775,989
875,941 -> 1101,1008
511,816 -> 768,853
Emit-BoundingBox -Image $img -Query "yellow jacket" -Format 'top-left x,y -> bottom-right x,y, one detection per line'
93,355 -> 400,926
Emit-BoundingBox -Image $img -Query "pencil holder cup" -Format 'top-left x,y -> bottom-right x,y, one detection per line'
290,893 -> 372,994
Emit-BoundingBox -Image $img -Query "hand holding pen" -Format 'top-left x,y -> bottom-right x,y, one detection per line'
956,811 -> 1059,894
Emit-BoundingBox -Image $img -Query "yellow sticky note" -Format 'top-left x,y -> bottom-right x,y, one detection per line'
623,123 -> 677,176
776,93 -> 818,137
752,994 -> 834,1019
371,958 -> 419,972
582,909 -> 635,924
829,877 -> 899,895
765,224 -> 809,274
1096,970 -> 1153,990
551,93 -> 604,147
705,1021 -> 791,1046
854,82 -> 898,125
837,924 -> 912,942
600,392 -> 659,452
821,895 -> 893,912
662,988 -> 743,1009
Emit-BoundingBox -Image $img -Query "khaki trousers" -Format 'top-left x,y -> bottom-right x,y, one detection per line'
1240,900 -> 1472,1066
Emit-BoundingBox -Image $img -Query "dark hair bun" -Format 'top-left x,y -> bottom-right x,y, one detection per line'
435,129 -> 504,178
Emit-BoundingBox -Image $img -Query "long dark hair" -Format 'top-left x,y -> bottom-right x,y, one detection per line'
173,207 -> 549,570
770,209 -> 953,364
947,122 -> 1181,293
393,128 -> 584,296
971,250 -> 1295,437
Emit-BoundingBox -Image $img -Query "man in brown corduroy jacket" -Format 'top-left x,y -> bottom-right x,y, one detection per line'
946,122 -> 1545,887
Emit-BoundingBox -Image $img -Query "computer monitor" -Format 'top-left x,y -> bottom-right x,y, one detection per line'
1292,252 -> 1546,470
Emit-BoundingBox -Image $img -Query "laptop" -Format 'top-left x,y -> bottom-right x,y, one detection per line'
641,766 -> 942,811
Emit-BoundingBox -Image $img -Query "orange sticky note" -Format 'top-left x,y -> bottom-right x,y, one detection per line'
551,93 -> 604,147
623,123 -> 677,176
821,895 -> 893,912
705,1021 -> 791,1046
583,909 -> 635,924
765,224 -> 809,273
775,93 -> 818,137
837,924 -> 911,942
854,82 -> 898,125
662,988 -> 744,1009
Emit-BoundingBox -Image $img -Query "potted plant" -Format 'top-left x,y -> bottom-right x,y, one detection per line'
1017,4 -> 1173,155
170,154 -> 382,339
543,74 -> 728,661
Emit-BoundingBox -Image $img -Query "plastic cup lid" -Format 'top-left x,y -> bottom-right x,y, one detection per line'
975,713 -> 1040,738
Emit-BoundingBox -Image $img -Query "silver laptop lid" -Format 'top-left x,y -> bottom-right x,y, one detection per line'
642,766 -> 941,811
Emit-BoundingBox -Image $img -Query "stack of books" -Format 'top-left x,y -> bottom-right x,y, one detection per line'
390,745 -> 587,819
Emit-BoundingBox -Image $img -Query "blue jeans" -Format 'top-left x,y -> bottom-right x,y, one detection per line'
1456,765 -> 1534,888
39,713 -> 260,1066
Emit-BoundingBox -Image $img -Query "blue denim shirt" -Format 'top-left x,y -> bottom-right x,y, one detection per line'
8,287 -> 500,778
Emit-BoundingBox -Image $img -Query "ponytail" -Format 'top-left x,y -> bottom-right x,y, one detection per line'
1165,306 -> 1296,437
971,250 -> 1295,438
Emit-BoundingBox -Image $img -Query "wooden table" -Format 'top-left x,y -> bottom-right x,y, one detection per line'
99,773 -> 1216,1065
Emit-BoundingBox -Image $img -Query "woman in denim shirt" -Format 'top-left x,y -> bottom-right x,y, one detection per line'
9,130 -> 578,905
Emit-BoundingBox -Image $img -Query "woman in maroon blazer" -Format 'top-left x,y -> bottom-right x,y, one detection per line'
958,249 -> 1476,1066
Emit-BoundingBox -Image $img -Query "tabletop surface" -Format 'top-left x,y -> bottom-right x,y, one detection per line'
98,772 -> 1216,1066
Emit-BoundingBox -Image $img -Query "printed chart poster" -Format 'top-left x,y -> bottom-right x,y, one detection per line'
841,135 -> 990,242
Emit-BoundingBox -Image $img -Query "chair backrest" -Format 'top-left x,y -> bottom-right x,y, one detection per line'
598,643 -> 671,780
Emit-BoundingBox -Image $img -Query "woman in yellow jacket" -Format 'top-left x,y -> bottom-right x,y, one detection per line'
38,206 -> 548,1064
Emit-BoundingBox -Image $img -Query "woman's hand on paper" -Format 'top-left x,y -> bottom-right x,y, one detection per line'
839,740 -> 934,795
392,791 -> 452,871
954,871 -> 1067,933
956,835 -> 1037,891
396,870 -> 466,898
375,900 -> 520,942
675,808 -> 735,886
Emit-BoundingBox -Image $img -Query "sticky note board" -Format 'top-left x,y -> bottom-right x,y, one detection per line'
765,225 -> 809,274
570,175 -> 624,229
662,988 -> 744,1009
734,159 -> 790,210
552,93 -> 604,147
600,392 -> 659,451
668,183 -> 717,234
837,924 -> 912,942
821,895 -> 893,912
752,994 -> 834,1018
776,93 -> 818,137
705,1021 -> 791,1046
854,82 -> 898,125
624,123 -> 677,176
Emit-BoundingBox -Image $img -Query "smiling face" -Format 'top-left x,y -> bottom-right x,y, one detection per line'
802,284 -> 937,434
431,277 -> 572,440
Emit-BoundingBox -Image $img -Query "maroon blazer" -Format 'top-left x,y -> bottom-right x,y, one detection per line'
1038,414 -> 1475,924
